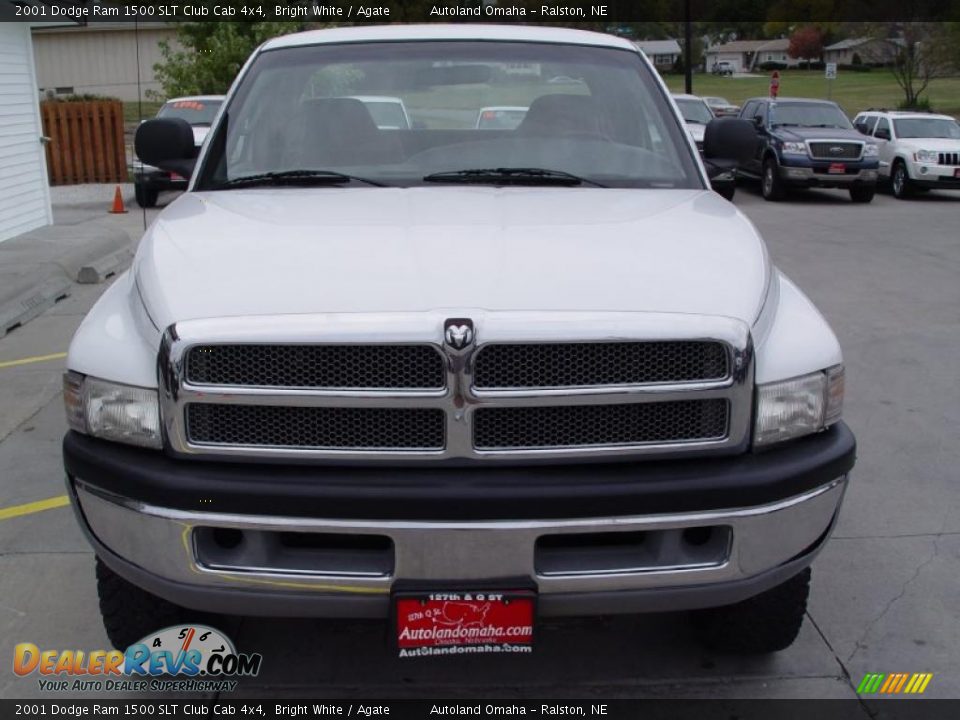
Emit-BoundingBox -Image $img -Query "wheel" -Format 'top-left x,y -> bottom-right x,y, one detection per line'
761,157 -> 786,201
691,567 -> 810,653
849,185 -> 875,203
134,184 -> 159,208
96,557 -> 187,650
891,161 -> 912,199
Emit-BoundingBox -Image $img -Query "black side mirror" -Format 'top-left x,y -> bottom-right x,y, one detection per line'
135,118 -> 197,178
874,128 -> 891,141
752,115 -> 764,128
704,117 -> 760,165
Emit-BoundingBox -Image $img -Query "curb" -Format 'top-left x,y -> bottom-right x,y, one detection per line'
0,274 -> 73,338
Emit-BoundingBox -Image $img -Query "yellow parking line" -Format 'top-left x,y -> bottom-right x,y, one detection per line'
0,352 -> 67,370
0,495 -> 70,521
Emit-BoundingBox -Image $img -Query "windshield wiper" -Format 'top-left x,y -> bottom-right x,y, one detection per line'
216,169 -> 386,189
423,167 -> 606,188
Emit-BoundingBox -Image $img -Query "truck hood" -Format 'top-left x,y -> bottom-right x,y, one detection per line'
773,127 -> 868,142
895,138 -> 960,153
134,187 -> 770,330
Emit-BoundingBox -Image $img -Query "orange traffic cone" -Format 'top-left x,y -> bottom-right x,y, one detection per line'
108,185 -> 127,214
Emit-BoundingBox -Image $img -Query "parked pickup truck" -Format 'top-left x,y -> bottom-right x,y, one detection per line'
737,97 -> 879,202
63,25 -> 855,656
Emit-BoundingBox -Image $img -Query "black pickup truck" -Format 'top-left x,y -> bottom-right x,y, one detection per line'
737,97 -> 879,203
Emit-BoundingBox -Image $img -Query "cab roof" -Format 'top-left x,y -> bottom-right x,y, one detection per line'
261,24 -> 638,52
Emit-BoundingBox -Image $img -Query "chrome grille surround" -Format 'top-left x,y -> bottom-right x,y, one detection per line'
807,140 -> 864,161
160,312 -> 754,462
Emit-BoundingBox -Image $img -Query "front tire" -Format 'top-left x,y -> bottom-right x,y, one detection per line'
691,567 -> 811,653
96,557 -> 187,650
891,161 -> 912,199
761,157 -> 786,201
849,185 -> 875,203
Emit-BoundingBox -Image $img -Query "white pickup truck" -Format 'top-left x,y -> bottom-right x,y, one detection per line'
63,25 -> 855,656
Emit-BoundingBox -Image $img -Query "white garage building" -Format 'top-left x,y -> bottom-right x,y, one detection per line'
0,22 -> 53,243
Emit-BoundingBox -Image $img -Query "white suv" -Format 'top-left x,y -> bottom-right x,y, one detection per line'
853,110 -> 960,198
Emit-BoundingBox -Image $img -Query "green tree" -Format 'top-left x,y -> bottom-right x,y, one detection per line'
150,21 -> 315,100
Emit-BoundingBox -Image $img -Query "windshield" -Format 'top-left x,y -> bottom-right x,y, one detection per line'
893,118 -> 960,139
770,102 -> 852,129
675,98 -> 713,124
197,41 -> 701,190
158,99 -> 222,126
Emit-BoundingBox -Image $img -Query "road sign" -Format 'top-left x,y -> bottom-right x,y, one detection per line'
825,63 -> 838,80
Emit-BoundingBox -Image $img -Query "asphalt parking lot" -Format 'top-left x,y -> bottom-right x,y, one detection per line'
0,184 -> 957,704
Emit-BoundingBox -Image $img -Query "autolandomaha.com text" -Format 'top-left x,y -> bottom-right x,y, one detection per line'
431,706 -> 587,716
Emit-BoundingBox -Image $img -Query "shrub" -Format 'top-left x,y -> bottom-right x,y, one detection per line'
758,61 -> 787,71
898,97 -> 934,112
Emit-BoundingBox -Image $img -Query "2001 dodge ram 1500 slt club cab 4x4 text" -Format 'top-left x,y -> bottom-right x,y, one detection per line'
63,25 -> 855,656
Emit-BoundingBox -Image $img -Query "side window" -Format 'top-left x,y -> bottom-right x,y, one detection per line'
752,103 -> 766,126
874,117 -> 890,139
864,116 -> 878,134
741,100 -> 756,119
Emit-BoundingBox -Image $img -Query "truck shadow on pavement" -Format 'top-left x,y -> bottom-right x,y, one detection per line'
228,613 -> 792,697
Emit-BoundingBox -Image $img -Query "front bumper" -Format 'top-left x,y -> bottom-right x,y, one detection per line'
65,425 -> 855,617
779,162 -> 878,188
906,161 -> 960,189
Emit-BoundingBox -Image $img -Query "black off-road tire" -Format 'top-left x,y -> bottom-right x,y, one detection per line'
134,184 -> 159,208
849,185 -> 876,203
96,557 -> 186,650
691,567 -> 811,653
761,157 -> 786,201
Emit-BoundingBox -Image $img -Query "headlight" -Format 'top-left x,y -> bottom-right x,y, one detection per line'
862,144 -> 879,157
781,141 -> 807,155
63,372 -> 162,449
754,366 -> 844,447
914,149 -> 938,163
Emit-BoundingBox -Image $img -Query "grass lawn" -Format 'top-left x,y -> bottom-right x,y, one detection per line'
663,70 -> 960,118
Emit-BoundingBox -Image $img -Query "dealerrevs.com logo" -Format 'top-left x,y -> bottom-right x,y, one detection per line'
13,625 -> 262,693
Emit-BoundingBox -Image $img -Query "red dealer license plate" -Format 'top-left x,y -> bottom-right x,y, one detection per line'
395,590 -> 535,657
954,168 -> 960,178
828,163 -> 847,174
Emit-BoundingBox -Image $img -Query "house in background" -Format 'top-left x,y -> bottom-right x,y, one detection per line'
823,37 -> 902,66
704,40 -> 767,73
705,39 -> 807,73
31,22 -> 178,101
0,23 -> 52,242
754,38 -> 805,67
634,39 -> 682,69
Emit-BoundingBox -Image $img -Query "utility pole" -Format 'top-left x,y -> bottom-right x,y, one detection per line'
684,0 -> 693,94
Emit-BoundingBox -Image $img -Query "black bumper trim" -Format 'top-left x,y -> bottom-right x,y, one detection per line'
64,423 -> 855,521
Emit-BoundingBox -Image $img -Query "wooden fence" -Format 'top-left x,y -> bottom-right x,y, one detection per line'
40,100 -> 127,185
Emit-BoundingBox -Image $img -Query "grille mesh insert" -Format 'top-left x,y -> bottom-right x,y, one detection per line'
808,142 -> 862,160
473,342 -> 728,389
187,404 -> 445,450
185,344 -> 445,389
473,400 -> 728,450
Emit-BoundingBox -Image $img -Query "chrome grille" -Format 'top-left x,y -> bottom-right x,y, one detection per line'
808,141 -> 862,160
186,344 -> 444,390
474,400 -> 728,450
473,341 -> 728,389
187,405 -> 445,450
938,152 -> 960,166
160,313 -> 754,462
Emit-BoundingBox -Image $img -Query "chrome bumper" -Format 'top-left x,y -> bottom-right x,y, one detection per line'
781,166 -> 878,184
74,476 -> 846,608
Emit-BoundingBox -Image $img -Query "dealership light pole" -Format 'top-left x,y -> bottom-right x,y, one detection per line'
684,0 -> 693,94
